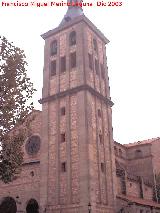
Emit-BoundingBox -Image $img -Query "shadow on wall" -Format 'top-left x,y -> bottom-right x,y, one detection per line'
0,197 -> 39,213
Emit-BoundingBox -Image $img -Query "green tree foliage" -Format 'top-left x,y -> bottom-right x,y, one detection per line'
0,36 -> 36,183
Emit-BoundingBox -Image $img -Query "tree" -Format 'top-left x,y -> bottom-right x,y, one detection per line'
0,36 -> 36,183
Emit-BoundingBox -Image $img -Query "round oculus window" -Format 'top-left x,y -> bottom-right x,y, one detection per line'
25,135 -> 41,155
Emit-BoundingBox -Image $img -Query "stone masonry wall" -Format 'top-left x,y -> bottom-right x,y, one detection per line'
70,95 -> 80,204
41,19 -> 116,213
0,111 -> 42,212
87,91 -> 116,210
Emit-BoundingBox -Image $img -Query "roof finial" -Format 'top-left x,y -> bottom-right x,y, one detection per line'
59,0 -> 84,26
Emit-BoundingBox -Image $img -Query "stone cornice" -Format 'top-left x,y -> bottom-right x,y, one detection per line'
22,160 -> 40,166
127,154 -> 153,161
39,84 -> 114,107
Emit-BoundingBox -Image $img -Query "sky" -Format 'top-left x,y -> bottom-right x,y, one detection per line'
0,0 -> 160,144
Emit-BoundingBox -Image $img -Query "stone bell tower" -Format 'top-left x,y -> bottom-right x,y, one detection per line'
39,3 -> 116,213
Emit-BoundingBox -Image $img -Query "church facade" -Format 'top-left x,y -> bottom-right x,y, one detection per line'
1,4 -> 160,213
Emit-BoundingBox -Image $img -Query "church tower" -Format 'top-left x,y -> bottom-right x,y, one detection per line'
40,3 -> 116,213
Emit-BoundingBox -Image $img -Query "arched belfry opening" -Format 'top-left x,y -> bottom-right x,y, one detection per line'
0,197 -> 17,213
26,199 -> 39,213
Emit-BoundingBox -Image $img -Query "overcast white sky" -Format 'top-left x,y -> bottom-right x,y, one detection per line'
0,0 -> 160,144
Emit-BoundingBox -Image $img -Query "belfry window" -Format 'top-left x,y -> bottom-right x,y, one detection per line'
50,60 -> 56,76
60,56 -> 66,73
93,38 -> 98,52
70,52 -> 76,69
69,31 -> 76,46
50,40 -> 57,56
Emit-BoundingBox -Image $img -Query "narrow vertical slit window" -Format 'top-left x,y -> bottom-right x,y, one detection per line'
70,52 -> 76,69
99,134 -> 103,144
101,163 -> 105,173
88,53 -> 93,70
61,133 -> 66,143
61,107 -> 66,116
50,60 -> 56,76
61,162 -> 67,172
98,109 -> 101,117
101,64 -> 105,79
60,56 -> 66,73
95,59 -> 99,75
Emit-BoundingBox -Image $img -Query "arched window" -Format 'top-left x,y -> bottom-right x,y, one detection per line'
50,40 -> 57,56
135,149 -> 143,158
26,199 -> 39,213
69,31 -> 76,46
0,197 -> 17,213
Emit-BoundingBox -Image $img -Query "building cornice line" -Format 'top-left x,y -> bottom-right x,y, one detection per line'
116,195 -> 160,209
41,15 -> 109,44
22,160 -> 40,166
39,84 -> 114,107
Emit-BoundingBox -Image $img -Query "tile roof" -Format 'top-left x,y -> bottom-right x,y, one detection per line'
117,194 -> 160,208
124,137 -> 160,147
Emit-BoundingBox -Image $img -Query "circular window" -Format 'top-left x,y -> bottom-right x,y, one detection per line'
25,135 -> 41,155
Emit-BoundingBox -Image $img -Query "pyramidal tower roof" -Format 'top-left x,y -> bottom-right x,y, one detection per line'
41,2 -> 109,44
59,0 -> 84,26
